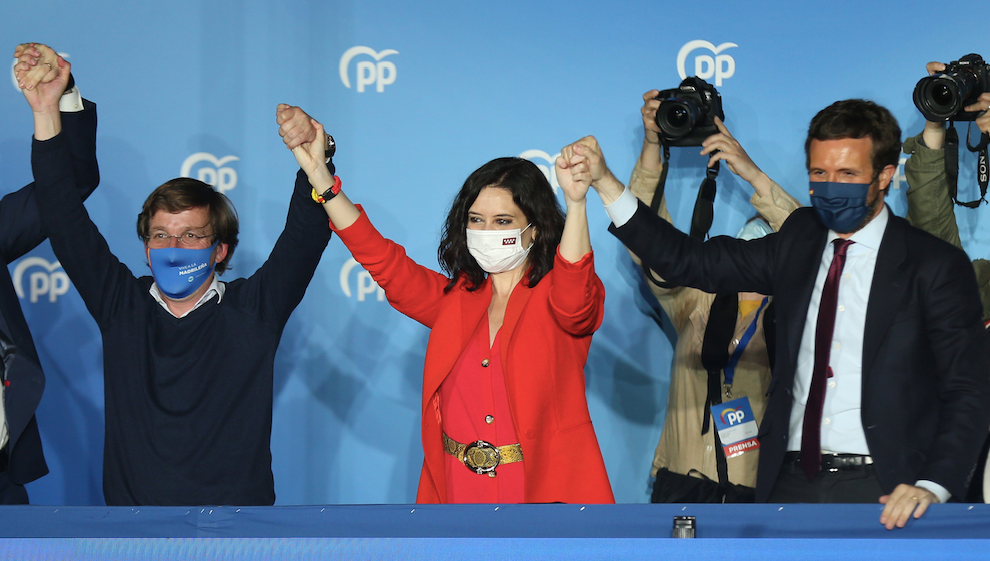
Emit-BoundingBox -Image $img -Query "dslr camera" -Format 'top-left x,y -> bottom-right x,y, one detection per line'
654,77 -> 724,146
913,53 -> 990,121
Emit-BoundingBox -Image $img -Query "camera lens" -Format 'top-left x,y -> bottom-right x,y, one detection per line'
656,98 -> 703,140
931,84 -> 954,106
913,71 -> 979,121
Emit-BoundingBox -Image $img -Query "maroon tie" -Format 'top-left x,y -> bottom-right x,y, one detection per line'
800,238 -> 853,480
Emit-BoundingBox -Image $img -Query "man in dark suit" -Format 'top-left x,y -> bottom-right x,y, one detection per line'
560,99 -> 990,529
5,42 -> 99,503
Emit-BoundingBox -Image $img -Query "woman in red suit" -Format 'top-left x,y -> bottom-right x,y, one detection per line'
283,108 -> 613,504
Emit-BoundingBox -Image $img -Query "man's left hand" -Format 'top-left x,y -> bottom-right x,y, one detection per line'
879,483 -> 938,530
276,104 -> 319,150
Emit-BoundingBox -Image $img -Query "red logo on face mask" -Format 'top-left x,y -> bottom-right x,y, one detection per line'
502,238 -> 516,246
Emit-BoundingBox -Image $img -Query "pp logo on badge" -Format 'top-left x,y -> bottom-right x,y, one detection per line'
720,407 -> 747,426
13,257 -> 70,303
340,258 -> 385,302
10,51 -> 70,91
677,40 -> 738,87
519,150 -> 561,194
339,46 -> 399,93
180,153 -> 240,194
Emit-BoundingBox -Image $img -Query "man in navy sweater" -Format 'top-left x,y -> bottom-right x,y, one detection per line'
25,51 -> 331,504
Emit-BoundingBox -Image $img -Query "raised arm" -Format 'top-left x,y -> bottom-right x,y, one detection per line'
903,61 -> 961,247
701,117 -> 800,230
17,43 -> 69,141
230,104 -> 334,326
281,106 -> 450,327
554,138 -> 595,263
281,105 -> 362,231
7,43 -> 99,263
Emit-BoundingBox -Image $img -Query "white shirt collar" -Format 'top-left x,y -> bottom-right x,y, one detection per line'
149,275 -> 226,318
825,204 -> 888,252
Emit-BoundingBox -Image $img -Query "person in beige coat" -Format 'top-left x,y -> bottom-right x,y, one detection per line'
625,91 -> 800,501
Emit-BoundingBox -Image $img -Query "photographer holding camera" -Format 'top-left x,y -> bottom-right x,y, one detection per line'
625,89 -> 799,503
904,59 -> 990,504
905,60 -> 990,323
576,98 -> 990,529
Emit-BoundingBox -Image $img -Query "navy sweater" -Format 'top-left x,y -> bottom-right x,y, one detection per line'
32,133 -> 331,505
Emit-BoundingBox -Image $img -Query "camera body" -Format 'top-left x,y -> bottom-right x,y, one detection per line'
913,54 -> 990,122
654,77 -> 724,146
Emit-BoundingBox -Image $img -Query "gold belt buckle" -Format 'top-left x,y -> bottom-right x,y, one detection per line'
462,439 -> 501,475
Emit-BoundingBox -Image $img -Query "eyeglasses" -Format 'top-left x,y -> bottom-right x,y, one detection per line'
145,232 -> 215,249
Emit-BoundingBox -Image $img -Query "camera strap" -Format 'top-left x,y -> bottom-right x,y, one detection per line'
945,122 -> 989,208
642,144 -> 720,288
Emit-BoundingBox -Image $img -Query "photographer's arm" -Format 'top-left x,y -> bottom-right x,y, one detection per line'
699,118 -> 799,231
638,90 -> 663,174
904,62 -> 960,248
700,118 -> 775,200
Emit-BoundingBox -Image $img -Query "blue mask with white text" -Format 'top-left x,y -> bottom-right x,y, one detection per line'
809,181 -> 871,233
149,243 -> 218,300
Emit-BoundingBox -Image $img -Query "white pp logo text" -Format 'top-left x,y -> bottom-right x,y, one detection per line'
340,258 -> 384,301
519,150 -> 561,194
339,46 -> 399,93
892,156 -> 908,190
677,40 -> 737,87
180,153 -> 240,194
723,409 -> 746,425
14,257 -> 70,303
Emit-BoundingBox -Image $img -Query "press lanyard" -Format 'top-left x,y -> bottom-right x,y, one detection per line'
722,297 -> 769,398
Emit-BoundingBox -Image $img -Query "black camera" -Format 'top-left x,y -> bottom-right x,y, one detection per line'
654,77 -> 724,146
913,54 -> 990,121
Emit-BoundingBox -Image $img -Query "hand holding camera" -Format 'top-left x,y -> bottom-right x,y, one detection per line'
700,118 -> 773,197
915,55 -> 990,208
653,77 -> 724,147
914,54 -> 989,122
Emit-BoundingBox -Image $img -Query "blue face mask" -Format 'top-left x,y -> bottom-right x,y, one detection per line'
149,243 -> 218,300
809,181 -> 871,233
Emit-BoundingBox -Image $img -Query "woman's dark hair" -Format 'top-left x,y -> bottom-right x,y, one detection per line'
136,177 -> 239,274
438,157 -> 565,292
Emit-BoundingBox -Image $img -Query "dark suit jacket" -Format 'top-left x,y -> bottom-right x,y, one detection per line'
612,202 -> 990,501
0,99 -> 99,487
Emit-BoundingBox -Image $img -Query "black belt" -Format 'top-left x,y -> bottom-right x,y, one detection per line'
783,451 -> 873,473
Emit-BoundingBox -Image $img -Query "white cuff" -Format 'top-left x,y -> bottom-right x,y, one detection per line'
914,480 -> 950,504
59,87 -> 83,112
604,186 -> 638,227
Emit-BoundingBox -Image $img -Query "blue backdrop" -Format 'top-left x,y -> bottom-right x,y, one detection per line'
1,1 -> 987,505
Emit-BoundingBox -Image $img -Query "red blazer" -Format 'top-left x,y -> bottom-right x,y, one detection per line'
333,208 -> 614,504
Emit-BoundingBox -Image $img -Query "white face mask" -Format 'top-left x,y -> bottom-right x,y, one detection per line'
466,224 -> 533,274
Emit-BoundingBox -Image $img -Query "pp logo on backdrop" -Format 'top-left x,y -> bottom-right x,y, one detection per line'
339,46 -> 399,93
519,150 -> 561,194
180,153 -> 240,194
13,257 -> 70,303
677,40 -> 737,87
10,51 -> 70,91
340,258 -> 384,302
891,156 -> 908,190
